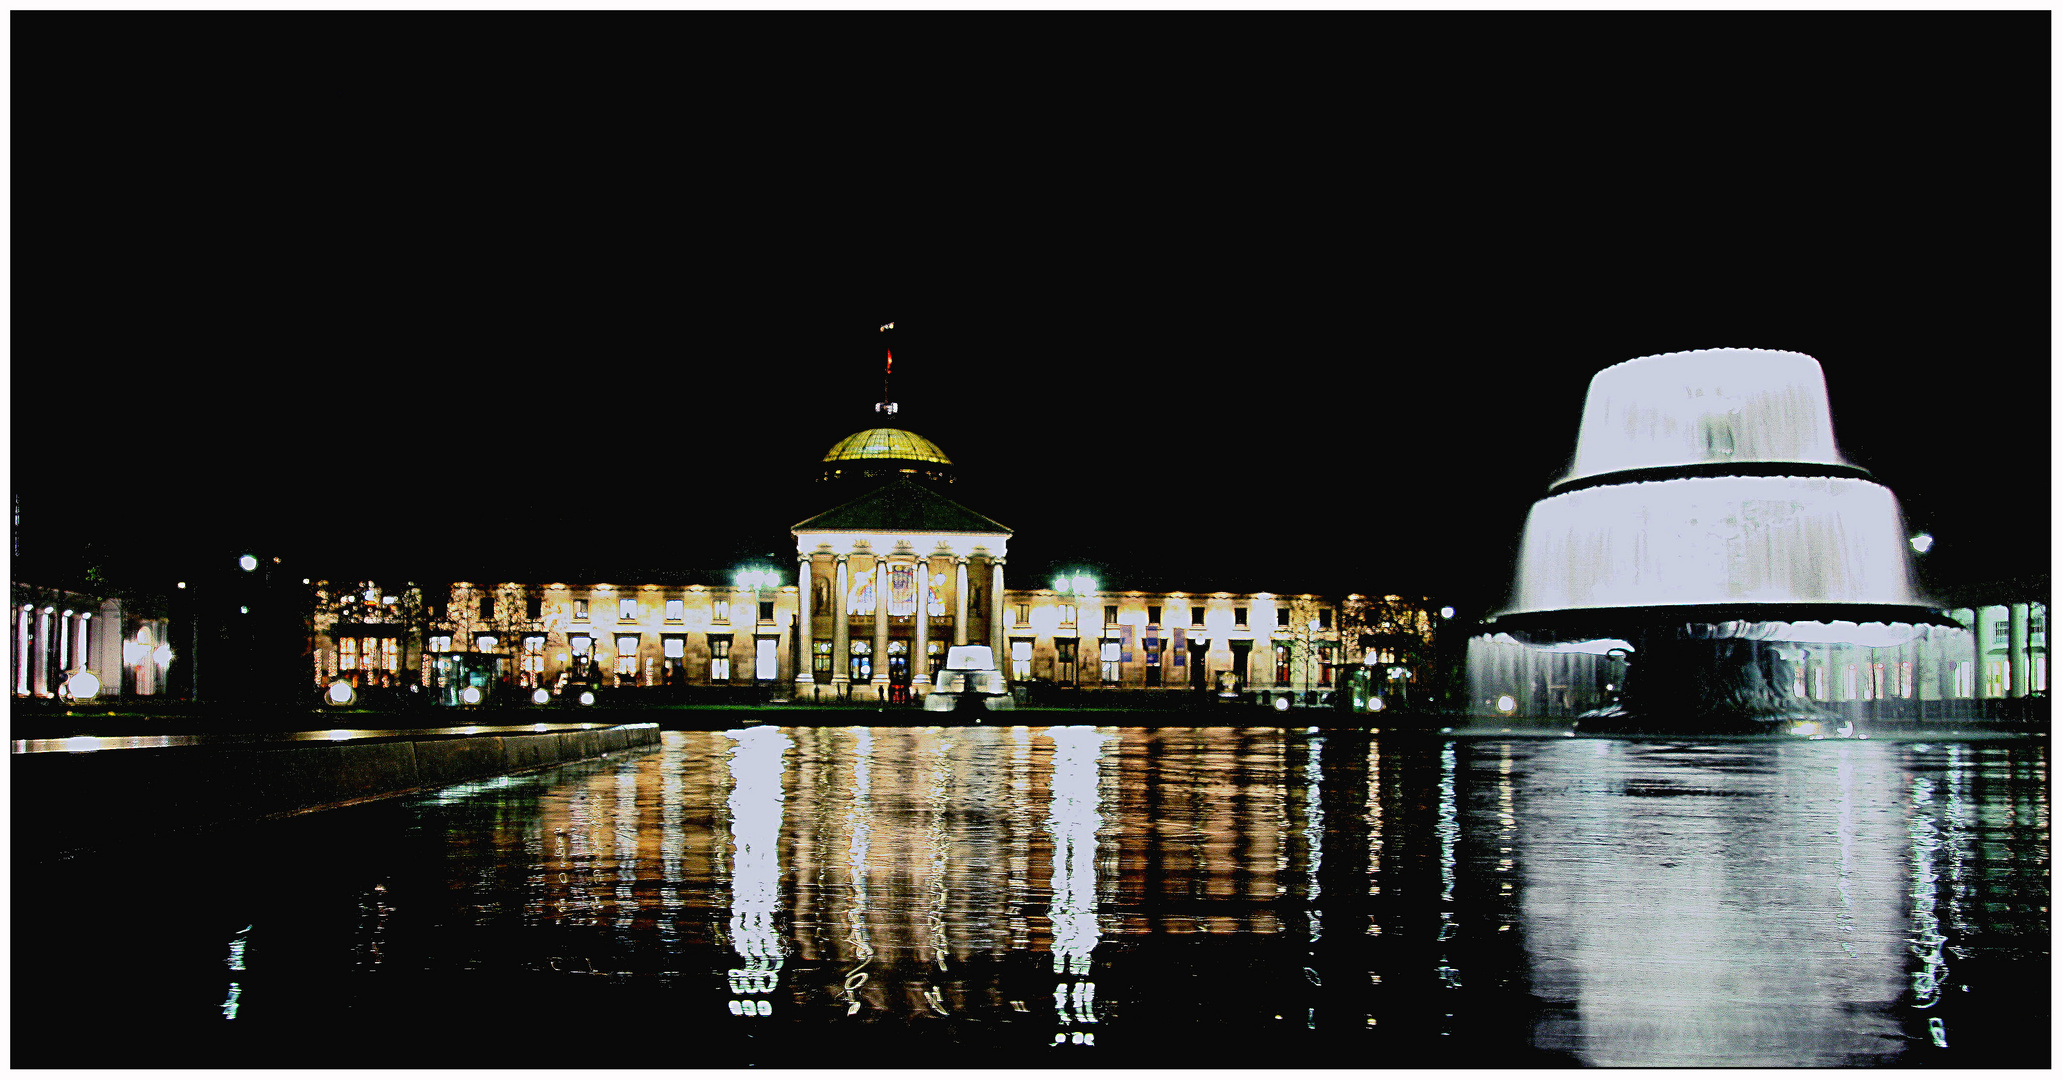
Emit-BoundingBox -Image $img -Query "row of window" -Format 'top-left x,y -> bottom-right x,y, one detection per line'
1009,604 -> 1333,629
450,595 -> 780,626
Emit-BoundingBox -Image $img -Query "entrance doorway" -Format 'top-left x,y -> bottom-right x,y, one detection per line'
887,640 -> 910,704
1189,640 -> 1209,690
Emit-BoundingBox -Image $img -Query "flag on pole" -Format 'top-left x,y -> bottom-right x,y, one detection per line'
879,322 -> 894,331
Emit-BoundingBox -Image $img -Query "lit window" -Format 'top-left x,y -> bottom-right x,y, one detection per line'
666,599 -> 684,622
574,599 -> 589,621
1011,640 -> 1033,681
429,635 -> 452,653
476,635 -> 498,653
1100,639 -> 1121,682
849,640 -> 871,682
663,636 -> 685,659
571,634 -> 592,657
522,635 -> 545,680
1060,605 -> 1076,626
711,636 -> 731,681
1016,603 -> 1030,625
1055,638 -> 1077,683
755,638 -> 777,680
615,636 -> 639,677
1105,605 -> 1118,626
714,599 -> 731,623
813,640 -> 833,677
620,598 -> 638,622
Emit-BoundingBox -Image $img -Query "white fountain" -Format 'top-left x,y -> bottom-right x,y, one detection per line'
1478,348 -> 1952,732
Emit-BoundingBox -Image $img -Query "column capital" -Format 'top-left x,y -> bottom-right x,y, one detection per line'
954,553 -> 970,565
835,552 -> 849,564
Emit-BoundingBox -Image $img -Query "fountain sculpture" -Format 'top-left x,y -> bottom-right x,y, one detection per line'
1477,348 -> 1952,734
921,644 -> 1016,714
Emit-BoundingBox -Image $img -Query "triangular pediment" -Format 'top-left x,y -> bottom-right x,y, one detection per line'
792,478 -> 1011,535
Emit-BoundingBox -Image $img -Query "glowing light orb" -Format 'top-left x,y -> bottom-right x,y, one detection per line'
63,670 -> 100,700
1368,695 -> 1384,712
531,688 -> 550,705
578,690 -> 596,706
326,680 -> 355,705
460,686 -> 483,705
1496,694 -> 1517,715
1440,606 -> 1456,619
1910,533 -> 1934,554
239,555 -> 258,572
1273,695 -> 1292,713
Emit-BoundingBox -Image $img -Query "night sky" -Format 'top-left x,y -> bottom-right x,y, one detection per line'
12,15 -> 2050,617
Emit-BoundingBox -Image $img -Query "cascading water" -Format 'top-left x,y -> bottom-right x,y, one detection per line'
1474,348 -> 1958,734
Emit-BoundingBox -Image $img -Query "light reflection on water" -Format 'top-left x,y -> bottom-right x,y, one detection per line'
17,726 -> 2048,1069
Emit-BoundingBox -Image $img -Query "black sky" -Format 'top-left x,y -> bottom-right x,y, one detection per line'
12,15 -> 2051,615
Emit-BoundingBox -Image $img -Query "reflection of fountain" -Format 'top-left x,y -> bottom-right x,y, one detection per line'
1477,349 -> 1952,733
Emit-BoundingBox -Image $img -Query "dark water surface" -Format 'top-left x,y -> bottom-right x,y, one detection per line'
17,726 -> 2047,1068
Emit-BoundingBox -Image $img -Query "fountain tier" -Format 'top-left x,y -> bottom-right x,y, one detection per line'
1481,348 -> 1949,731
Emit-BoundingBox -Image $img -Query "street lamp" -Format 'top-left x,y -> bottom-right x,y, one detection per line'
1910,533 -> 1935,555
1051,573 -> 1099,686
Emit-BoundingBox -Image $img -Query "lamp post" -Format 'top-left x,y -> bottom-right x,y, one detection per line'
1052,572 -> 1098,687
735,567 -> 781,691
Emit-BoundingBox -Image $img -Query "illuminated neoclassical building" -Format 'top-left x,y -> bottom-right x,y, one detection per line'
311,417 -> 1426,706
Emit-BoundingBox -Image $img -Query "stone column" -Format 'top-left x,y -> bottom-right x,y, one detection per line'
989,557 -> 1006,661
954,556 -> 970,646
832,554 -> 850,693
872,556 -> 890,696
2009,602 -> 2029,698
796,552 -> 814,696
1969,607 -> 1988,703
914,555 -> 931,691
34,607 -> 51,696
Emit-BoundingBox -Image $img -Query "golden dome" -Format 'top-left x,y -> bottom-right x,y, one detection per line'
820,428 -> 952,466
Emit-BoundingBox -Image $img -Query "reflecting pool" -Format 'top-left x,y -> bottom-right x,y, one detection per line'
16,726 -> 2047,1068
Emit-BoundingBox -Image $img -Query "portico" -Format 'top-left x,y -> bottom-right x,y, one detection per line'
792,478 -> 1012,703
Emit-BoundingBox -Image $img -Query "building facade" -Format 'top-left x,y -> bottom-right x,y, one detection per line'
308,421 -> 1437,707
9,582 -> 168,700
